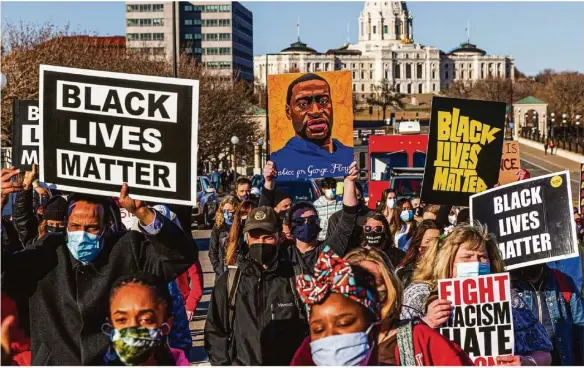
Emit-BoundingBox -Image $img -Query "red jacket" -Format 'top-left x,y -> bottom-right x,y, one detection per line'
290,323 -> 473,366
1,292 -> 31,366
176,259 -> 204,313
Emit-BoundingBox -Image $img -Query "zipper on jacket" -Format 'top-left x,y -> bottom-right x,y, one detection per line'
528,282 -> 544,323
271,303 -> 275,320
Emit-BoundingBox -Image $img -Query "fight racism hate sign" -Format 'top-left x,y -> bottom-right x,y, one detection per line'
11,100 -> 40,171
470,171 -> 578,270
421,97 -> 506,206
439,273 -> 514,366
39,65 -> 199,206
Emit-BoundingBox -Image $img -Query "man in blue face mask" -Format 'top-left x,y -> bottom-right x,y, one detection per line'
1,183 -> 198,366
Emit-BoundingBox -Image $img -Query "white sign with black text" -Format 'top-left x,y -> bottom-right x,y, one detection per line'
39,65 -> 199,205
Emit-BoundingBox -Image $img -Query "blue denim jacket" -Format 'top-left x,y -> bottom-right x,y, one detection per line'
512,268 -> 584,365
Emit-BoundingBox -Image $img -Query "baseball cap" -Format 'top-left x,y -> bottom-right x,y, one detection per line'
243,206 -> 279,234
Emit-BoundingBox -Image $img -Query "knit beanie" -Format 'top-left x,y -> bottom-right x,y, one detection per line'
274,190 -> 292,207
43,196 -> 68,221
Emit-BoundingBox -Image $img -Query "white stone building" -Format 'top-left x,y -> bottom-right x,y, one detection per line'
254,1 -> 514,103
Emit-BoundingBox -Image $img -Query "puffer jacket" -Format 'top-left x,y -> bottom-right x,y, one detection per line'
204,254 -> 308,366
313,196 -> 343,242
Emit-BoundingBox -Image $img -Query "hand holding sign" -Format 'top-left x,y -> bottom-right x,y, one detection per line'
423,299 -> 452,328
119,183 -> 155,226
23,164 -> 38,191
263,161 -> 277,190
1,168 -> 23,210
342,162 -> 359,208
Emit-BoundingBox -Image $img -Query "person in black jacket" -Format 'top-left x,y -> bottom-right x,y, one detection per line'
1,167 -> 25,254
204,206 -> 308,366
326,181 -> 372,250
1,183 -> 198,366
209,195 -> 240,276
260,161 -> 359,274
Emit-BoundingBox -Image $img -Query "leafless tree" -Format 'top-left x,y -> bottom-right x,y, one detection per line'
366,78 -> 405,120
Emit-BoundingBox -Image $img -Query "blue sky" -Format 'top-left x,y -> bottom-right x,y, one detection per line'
2,1 -> 583,76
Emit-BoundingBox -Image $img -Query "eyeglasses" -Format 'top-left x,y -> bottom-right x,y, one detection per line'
292,215 -> 320,226
363,225 -> 384,233
295,95 -> 330,111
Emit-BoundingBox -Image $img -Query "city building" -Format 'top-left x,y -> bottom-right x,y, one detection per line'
254,1 -> 514,102
125,1 -> 253,81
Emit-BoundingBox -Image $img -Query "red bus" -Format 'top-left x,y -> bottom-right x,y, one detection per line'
367,134 -> 428,210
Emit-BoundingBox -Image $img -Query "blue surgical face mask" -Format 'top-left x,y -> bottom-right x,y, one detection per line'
400,209 -> 414,223
456,261 -> 491,278
292,223 -> 320,243
325,189 -> 336,199
310,324 -> 373,366
223,210 -> 234,226
67,230 -> 103,264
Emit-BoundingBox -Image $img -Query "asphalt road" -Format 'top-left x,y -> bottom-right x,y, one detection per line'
518,143 -> 582,206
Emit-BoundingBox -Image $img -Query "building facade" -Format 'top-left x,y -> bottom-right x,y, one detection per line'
254,1 -> 514,102
125,1 -> 253,81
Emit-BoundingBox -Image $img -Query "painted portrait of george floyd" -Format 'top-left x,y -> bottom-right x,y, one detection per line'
268,70 -> 354,181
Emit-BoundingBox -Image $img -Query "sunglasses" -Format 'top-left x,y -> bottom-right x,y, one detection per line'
292,215 -> 320,226
363,225 -> 384,233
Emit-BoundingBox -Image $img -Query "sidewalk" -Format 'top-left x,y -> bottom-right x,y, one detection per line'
519,137 -> 584,164
189,230 -> 214,366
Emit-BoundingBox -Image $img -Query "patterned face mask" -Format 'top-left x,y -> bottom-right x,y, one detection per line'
109,325 -> 166,365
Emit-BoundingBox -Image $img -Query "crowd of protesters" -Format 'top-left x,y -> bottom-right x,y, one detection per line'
2,159 -> 584,366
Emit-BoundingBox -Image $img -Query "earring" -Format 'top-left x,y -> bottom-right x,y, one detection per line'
101,322 -> 113,336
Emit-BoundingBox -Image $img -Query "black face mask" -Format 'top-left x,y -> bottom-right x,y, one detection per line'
46,225 -> 66,235
365,232 -> 387,247
248,243 -> 279,267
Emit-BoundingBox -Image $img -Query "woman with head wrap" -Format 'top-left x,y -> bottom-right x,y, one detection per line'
290,246 -> 473,366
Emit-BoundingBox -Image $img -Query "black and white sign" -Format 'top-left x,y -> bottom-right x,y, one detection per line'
439,273 -> 514,366
39,65 -> 199,205
12,100 -> 40,171
470,171 -> 578,270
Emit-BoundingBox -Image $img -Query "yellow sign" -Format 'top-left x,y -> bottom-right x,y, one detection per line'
550,175 -> 563,188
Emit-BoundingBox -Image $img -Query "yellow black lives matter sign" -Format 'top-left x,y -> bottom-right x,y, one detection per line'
421,97 -> 506,206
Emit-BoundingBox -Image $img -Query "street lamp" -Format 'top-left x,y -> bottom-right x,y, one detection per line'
550,113 -> 555,139
562,113 -> 567,142
231,136 -> 239,190
257,138 -> 264,168
576,115 -> 581,152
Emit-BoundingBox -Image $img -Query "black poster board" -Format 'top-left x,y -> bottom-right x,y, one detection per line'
11,100 -> 40,171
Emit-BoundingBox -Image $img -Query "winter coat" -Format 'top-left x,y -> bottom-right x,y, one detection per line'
326,202 -> 373,252
208,225 -> 230,276
167,281 -> 192,356
2,215 -> 197,366
313,196 -> 343,241
176,258 -> 204,313
204,255 -> 308,366
11,189 -> 39,247
290,321 -> 474,366
282,204 -> 358,275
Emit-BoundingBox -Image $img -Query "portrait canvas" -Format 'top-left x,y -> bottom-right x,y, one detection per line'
268,70 -> 354,180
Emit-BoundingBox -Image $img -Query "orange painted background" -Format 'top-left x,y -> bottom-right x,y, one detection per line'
267,70 -> 353,153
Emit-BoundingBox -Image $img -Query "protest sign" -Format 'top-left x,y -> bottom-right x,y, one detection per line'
498,141 -> 520,185
11,100 -> 40,171
470,171 -> 578,270
39,65 -> 199,206
120,208 -> 136,230
421,97 -> 506,206
267,70 -> 353,180
580,163 -> 584,215
439,273 -> 514,366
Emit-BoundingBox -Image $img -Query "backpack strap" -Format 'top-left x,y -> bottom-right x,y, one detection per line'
397,320 -> 417,366
227,265 -> 242,334
550,269 -> 572,305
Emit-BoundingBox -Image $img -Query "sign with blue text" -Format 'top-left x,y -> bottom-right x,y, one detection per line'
39,65 -> 199,205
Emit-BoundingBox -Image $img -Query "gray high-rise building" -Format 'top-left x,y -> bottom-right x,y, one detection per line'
125,1 -> 253,81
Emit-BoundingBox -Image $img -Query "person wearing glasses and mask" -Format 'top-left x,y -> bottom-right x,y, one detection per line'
282,162 -> 360,275
269,73 -> 353,181
361,213 -> 405,268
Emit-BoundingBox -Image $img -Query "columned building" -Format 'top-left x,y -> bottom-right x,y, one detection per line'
254,1 -> 514,103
